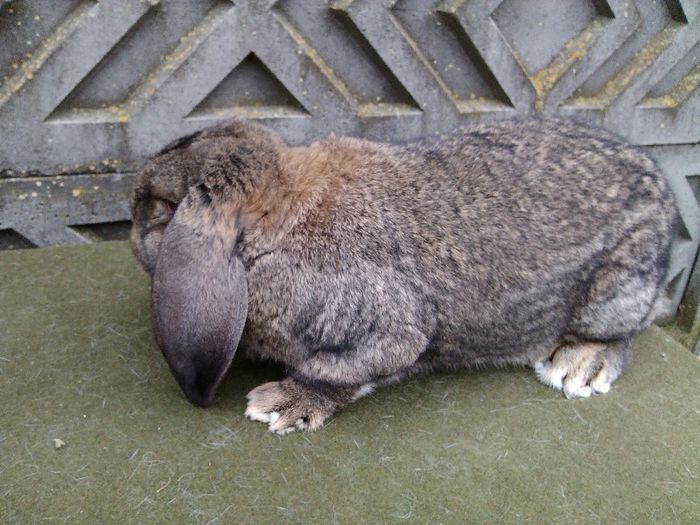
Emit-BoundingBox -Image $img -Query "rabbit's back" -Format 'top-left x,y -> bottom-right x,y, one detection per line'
382,119 -> 673,266
282,118 -> 674,286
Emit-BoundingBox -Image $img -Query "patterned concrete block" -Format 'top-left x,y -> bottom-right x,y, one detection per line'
0,0 -> 697,313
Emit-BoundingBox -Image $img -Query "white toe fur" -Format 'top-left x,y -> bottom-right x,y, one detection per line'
245,405 -> 272,423
271,424 -> 296,435
591,381 -> 611,394
590,373 -> 612,394
564,384 -> 592,399
351,383 -> 376,401
534,361 -> 565,390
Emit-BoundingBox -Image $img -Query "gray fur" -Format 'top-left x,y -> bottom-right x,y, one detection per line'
130,118 -> 678,432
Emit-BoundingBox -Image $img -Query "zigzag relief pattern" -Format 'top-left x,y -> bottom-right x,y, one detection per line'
0,0 -> 698,310
47,0 -> 231,124
390,0 -> 513,113
561,0 -> 700,143
0,0 -> 96,110
274,0 -> 421,117
1,0 -> 697,170
642,43 -> 700,109
470,0 -> 628,113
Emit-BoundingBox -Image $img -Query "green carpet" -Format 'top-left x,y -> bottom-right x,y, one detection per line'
1,242 -> 699,524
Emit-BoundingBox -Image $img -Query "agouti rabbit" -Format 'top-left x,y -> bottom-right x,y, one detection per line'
131,118 -> 678,434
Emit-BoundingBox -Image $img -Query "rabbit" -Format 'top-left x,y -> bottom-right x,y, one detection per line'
130,118 -> 679,434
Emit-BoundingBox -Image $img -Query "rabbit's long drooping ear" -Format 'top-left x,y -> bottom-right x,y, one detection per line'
151,187 -> 248,407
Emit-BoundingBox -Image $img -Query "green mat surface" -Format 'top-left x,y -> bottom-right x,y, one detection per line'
1,242 -> 699,524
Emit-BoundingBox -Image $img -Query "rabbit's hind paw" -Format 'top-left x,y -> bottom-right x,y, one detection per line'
533,339 -> 631,399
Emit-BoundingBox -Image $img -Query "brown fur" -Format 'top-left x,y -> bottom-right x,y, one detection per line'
130,118 -> 679,432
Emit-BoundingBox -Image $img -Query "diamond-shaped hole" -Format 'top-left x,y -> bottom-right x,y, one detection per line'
493,0 -> 599,74
685,174 -> 700,208
187,53 -> 308,120
0,229 -> 37,250
69,221 -> 132,242
676,218 -> 693,242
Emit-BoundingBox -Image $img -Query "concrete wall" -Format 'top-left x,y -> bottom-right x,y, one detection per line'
0,0 -> 698,310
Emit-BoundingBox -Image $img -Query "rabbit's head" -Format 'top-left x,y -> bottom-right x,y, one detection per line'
130,120 -> 284,276
130,120 -> 285,406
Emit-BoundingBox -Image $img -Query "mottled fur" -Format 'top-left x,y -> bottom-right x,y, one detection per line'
130,118 -> 678,433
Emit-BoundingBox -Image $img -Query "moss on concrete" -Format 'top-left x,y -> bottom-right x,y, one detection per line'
1,242 -> 699,523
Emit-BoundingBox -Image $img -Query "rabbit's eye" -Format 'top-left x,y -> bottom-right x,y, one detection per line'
149,198 -> 176,225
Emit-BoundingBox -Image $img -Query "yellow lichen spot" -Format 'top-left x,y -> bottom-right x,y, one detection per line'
640,64 -> 700,109
647,95 -> 676,108
569,23 -> 678,109
526,17 -> 606,112
72,187 -> 84,198
105,105 -> 129,123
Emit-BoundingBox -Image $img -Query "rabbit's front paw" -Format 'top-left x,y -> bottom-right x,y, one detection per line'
534,339 -> 631,399
244,378 -> 344,434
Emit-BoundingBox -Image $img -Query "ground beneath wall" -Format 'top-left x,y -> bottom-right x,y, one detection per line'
1,242 -> 699,523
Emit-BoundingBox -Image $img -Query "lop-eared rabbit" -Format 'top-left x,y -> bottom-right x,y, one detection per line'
131,118 -> 678,434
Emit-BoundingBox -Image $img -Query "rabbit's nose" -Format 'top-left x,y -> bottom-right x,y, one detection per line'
171,353 -> 222,407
